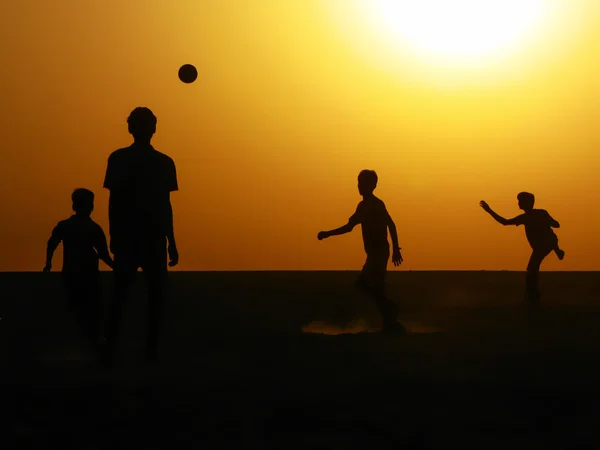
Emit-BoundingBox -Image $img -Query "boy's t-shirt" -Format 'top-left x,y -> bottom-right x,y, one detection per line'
349,196 -> 390,254
513,209 -> 558,250
103,144 -> 178,248
50,215 -> 109,273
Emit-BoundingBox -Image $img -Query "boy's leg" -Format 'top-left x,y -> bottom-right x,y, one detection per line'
141,237 -> 168,364
144,271 -> 166,363
63,274 -> 87,350
375,291 -> 399,330
62,273 -> 79,310
359,250 -> 399,330
103,251 -> 137,366
525,247 -> 552,304
79,274 -> 104,352
62,274 -> 100,359
355,269 -> 369,295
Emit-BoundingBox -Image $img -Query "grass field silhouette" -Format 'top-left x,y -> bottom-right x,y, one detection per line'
3,270 -> 600,448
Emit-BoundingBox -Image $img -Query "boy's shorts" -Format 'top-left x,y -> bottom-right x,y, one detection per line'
531,233 -> 558,251
356,248 -> 390,294
112,235 -> 168,278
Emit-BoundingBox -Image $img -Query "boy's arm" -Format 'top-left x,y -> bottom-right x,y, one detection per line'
166,159 -> 179,267
318,222 -> 356,240
165,198 -> 179,267
480,201 -> 521,226
44,225 -> 62,271
547,212 -> 560,228
318,203 -> 362,240
386,214 -> 400,250
95,227 -> 114,269
166,199 -> 176,246
386,213 -> 403,266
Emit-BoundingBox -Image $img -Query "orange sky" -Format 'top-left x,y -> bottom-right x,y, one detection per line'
1,1 -> 599,271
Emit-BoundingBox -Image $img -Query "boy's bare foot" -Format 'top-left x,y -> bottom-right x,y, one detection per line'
556,249 -> 565,260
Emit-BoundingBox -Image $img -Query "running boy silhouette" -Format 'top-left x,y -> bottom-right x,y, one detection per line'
318,170 -> 404,333
480,192 -> 564,304
44,188 -> 114,353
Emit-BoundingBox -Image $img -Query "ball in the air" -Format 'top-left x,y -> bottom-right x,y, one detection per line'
178,64 -> 197,84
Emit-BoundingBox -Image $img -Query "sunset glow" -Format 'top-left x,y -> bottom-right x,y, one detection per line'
366,0 -> 551,63
0,1 -> 597,271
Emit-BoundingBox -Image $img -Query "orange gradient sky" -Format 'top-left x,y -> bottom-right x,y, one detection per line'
1,0 -> 599,271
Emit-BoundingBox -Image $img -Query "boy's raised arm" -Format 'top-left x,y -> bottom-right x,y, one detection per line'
480,201 -> 521,226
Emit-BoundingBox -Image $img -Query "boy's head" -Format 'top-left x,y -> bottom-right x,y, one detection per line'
127,107 -> 157,141
358,170 -> 378,196
72,188 -> 94,215
517,192 -> 535,211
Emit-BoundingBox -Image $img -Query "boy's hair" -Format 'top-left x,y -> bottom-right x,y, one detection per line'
72,188 -> 94,213
517,192 -> 535,209
358,170 -> 378,192
127,107 -> 157,138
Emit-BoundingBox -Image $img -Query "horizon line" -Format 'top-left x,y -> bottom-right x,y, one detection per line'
2,269 -> 599,274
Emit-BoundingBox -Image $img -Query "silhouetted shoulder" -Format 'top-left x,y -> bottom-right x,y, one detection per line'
349,197 -> 389,225
90,219 -> 105,234
365,196 -> 387,212
153,148 -> 175,165
513,213 -> 526,225
107,147 -> 130,159
152,148 -> 178,192
49,216 -> 81,242
105,147 -> 132,168
50,219 -> 69,239
103,147 -> 131,190
530,209 -> 552,221
104,145 -> 178,192
373,196 -> 386,207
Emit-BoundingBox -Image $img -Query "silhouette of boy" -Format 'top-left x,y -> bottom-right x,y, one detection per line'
103,107 -> 179,366
480,192 -> 564,304
318,170 -> 404,333
44,188 -> 114,352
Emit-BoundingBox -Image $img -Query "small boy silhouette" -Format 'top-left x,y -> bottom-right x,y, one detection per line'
44,188 -> 114,353
318,170 -> 404,334
480,192 -> 564,304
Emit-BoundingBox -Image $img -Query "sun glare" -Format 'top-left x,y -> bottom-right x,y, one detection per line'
366,0 -> 550,64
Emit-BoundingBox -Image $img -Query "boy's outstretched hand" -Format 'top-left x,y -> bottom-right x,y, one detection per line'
479,200 -> 491,213
317,231 -> 329,241
392,248 -> 403,266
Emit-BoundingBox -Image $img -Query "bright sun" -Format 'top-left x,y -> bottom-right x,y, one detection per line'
367,0 -> 550,63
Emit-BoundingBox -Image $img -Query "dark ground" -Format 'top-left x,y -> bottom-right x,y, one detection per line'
2,271 -> 600,449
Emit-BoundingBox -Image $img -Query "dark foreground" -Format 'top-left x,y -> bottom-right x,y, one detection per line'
3,271 -> 600,449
